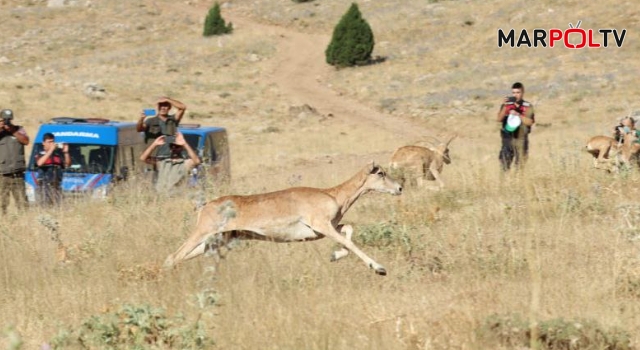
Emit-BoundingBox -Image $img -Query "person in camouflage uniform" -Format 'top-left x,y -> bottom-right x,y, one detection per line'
0,109 -> 30,214
496,82 -> 536,171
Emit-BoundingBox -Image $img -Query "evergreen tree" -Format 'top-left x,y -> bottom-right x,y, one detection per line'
325,3 -> 374,67
203,2 -> 233,37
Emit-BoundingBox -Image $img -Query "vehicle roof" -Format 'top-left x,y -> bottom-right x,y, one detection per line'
34,117 -> 138,145
45,117 -> 135,127
178,124 -> 227,135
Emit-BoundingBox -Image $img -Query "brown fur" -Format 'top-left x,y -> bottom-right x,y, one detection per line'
586,132 -> 640,172
164,162 -> 402,275
389,134 -> 456,189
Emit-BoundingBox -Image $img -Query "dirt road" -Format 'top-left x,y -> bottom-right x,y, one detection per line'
205,5 -> 435,141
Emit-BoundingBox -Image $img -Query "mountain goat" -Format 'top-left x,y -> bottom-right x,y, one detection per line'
586,128 -> 640,172
164,162 -> 403,276
389,134 -> 457,189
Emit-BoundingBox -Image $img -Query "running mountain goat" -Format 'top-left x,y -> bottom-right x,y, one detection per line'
389,134 -> 457,190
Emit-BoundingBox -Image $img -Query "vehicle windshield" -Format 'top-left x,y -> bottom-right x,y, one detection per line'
182,134 -> 200,153
29,143 -> 116,174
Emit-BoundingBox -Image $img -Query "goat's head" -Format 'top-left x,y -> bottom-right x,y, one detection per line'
619,129 -> 640,162
415,134 -> 457,164
624,128 -> 638,142
618,128 -> 638,148
364,162 -> 403,195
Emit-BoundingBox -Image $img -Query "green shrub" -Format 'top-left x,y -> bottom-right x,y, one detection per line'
325,3 -> 374,67
49,303 -> 213,349
355,221 -> 413,252
203,2 -> 233,37
356,221 -> 395,248
2,325 -> 23,350
478,313 -> 633,350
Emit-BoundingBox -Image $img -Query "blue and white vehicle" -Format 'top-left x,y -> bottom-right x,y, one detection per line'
178,124 -> 230,186
25,117 -> 146,202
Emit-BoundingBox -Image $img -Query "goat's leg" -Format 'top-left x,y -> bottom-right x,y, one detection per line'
215,231 -> 240,258
607,147 -> 622,172
164,227 -> 223,268
595,161 -> 617,172
428,165 -> 445,189
594,146 -> 615,171
165,201 -> 239,268
311,220 -> 387,275
331,224 -> 353,262
416,162 -> 429,188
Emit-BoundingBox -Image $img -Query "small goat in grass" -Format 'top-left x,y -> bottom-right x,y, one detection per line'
586,128 -> 640,172
389,134 -> 457,190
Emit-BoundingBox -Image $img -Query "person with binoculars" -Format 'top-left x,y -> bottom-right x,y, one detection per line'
35,132 -> 71,207
0,109 -> 30,214
136,97 -> 187,155
140,131 -> 201,194
136,97 -> 187,183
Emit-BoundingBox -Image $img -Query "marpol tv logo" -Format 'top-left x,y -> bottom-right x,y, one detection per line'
498,21 -> 627,48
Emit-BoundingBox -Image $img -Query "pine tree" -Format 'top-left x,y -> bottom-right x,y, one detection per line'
203,2 -> 233,37
325,3 -> 374,67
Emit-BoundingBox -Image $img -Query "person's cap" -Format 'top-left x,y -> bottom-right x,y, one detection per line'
1,109 -> 14,120
505,113 -> 521,132
157,101 -> 172,107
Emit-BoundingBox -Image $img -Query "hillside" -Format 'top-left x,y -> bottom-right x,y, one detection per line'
1,0 -> 640,348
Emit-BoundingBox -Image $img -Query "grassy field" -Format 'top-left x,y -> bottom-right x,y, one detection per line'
1,0 -> 640,349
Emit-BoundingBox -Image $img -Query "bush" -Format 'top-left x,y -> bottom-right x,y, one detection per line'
203,2 -> 233,37
478,313 -> 633,350
354,220 -> 413,253
2,325 -> 23,350
49,303 -> 213,349
325,3 -> 375,67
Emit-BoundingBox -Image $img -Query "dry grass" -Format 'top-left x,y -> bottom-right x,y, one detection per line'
2,0 -> 640,349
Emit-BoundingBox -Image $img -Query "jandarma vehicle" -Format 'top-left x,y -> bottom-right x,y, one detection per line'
177,123 -> 230,187
25,117 -> 146,201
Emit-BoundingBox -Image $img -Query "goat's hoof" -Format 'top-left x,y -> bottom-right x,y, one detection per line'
330,253 -> 337,262
370,264 -> 387,276
162,260 -> 174,270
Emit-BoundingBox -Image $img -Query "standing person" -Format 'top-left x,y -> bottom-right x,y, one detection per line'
0,109 -> 30,214
136,97 -> 187,157
140,132 -> 201,194
35,133 -> 71,207
136,97 -> 187,183
496,82 -> 535,171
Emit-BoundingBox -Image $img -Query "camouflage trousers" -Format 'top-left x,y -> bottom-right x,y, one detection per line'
37,180 -> 62,208
499,130 -> 529,171
0,172 -> 27,214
